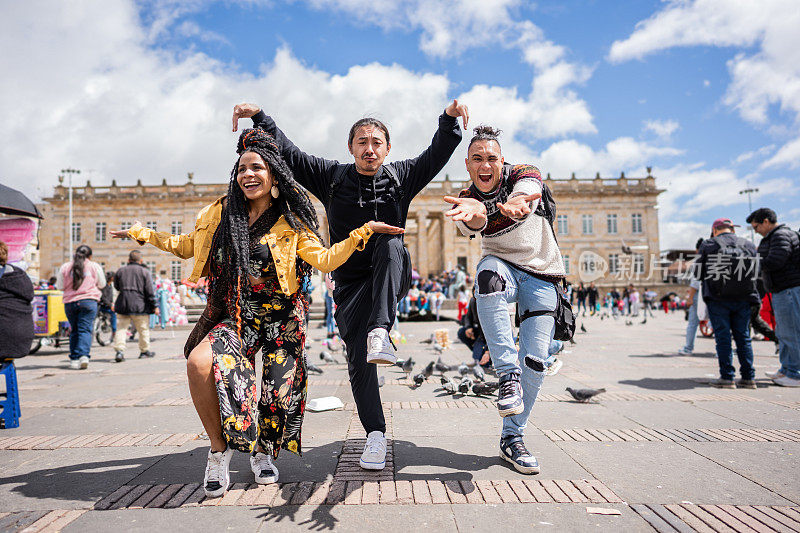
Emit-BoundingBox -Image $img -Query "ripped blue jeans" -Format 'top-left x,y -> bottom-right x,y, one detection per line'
475,255 -> 557,438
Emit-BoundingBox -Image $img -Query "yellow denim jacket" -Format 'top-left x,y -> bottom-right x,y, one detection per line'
127,196 -> 374,296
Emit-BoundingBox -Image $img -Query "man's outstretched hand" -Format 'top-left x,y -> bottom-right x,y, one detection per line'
232,103 -> 262,132
443,195 -> 486,230
445,99 -> 469,129
496,193 -> 541,219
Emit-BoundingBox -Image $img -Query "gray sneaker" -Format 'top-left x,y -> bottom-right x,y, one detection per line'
497,373 -> 524,417
709,378 -> 736,389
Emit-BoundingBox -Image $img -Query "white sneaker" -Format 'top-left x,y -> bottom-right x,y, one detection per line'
766,370 -> 785,380
203,447 -> 233,497
359,431 -> 386,470
78,356 -> 89,369
677,348 -> 692,356
250,452 -> 279,484
773,376 -> 800,388
366,328 -> 396,365
69,359 -> 81,370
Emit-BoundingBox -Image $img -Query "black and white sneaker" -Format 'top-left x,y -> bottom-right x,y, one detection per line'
500,436 -> 540,474
114,351 -> 125,363
203,447 -> 233,497
497,373 -> 524,417
250,452 -> 279,484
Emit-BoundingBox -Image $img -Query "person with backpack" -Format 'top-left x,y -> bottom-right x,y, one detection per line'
232,100 -> 467,471
444,126 -> 566,474
747,208 -> 800,387
696,218 -> 759,389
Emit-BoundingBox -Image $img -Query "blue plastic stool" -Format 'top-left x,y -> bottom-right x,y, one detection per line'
1,359 -> 21,429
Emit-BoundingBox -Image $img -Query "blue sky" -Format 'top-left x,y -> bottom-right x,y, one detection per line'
2,0 -> 799,249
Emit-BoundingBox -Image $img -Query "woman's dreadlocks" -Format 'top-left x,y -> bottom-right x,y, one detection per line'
208,128 -> 322,333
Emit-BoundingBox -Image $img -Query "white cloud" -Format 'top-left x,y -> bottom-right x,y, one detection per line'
733,144 -> 775,165
643,119 -> 679,139
609,0 -> 800,167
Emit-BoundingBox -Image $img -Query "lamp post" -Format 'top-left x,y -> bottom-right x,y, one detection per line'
739,186 -> 759,242
61,168 -> 81,255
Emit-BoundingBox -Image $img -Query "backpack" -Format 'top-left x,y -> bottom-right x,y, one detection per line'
327,164 -> 402,206
701,236 -> 758,299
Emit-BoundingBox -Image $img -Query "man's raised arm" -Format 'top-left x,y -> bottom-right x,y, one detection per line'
232,103 -> 335,202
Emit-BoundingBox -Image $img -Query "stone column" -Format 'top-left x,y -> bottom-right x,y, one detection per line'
441,213 -> 455,271
416,210 -> 429,278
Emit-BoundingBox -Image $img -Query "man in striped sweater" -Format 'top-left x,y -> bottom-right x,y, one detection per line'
444,126 -> 566,474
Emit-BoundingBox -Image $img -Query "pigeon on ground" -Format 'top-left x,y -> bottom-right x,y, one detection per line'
435,357 -> 451,374
457,363 -> 470,376
580,323 -> 587,333
625,320 -> 633,326
440,376 -> 458,394
472,365 -> 485,381
420,334 -> 435,344
306,362 -> 324,375
395,357 -> 415,374
458,376 -> 474,394
412,372 -> 425,387
319,351 -> 337,364
566,387 -> 606,402
472,381 -> 500,396
423,361 -> 435,380
433,343 -> 444,353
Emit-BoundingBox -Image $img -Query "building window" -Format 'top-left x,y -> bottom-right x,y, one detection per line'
609,253 -> 619,274
171,260 -> 182,281
632,213 -> 643,234
606,214 -> 618,235
71,222 -> 81,243
563,255 -> 570,275
95,222 -> 106,242
457,256 -> 467,270
557,215 -> 568,235
146,261 -> 156,275
146,221 -> 158,231
634,253 -> 645,274
171,220 -> 182,234
581,214 -> 593,235
119,221 -> 132,240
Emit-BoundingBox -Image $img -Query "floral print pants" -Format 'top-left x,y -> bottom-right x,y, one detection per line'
207,283 -> 307,457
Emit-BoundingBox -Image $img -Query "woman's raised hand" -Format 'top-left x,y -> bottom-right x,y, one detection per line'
109,220 -> 141,239
232,103 -> 262,132
368,221 -> 405,234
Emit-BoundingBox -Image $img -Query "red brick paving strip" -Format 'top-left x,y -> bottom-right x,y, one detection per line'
325,481 -> 346,504
443,480 -> 467,503
553,480 -> 588,503
361,481 -> 379,504
379,480 -> 396,504
305,482 -> 331,505
491,480 -> 519,503
145,483 -> 184,508
699,504 -> 765,532
539,480 -> 570,503
427,480 -> 449,504
94,485 -> 136,510
253,484 -> 280,506
342,481 -> 362,505
110,485 -> 152,510
395,480 -> 414,504
474,480 -> 502,504
523,480 -> 553,503
26,509 -> 87,533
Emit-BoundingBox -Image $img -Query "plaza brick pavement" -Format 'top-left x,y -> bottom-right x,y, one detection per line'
1,310 -> 799,532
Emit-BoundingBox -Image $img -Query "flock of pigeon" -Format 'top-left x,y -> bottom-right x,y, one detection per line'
307,330 -> 606,403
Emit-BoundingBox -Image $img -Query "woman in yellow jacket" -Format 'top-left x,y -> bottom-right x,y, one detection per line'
111,128 -> 402,497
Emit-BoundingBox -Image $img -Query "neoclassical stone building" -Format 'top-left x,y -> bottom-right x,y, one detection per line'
37,170 -> 663,290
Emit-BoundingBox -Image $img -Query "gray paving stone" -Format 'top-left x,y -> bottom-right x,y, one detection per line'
0,447 -> 168,511
682,442 -> 800,502
604,400 -> 750,428
63,507 -> 266,533
394,434 -> 592,481
450,503 -> 652,532
694,400 -> 800,429
558,441 -> 795,505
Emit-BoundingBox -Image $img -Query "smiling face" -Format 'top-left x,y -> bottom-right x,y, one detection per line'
236,151 -> 273,202
465,139 -> 504,193
349,125 -> 390,175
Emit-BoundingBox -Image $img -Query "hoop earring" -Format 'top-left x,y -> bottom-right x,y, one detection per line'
271,185 -> 279,198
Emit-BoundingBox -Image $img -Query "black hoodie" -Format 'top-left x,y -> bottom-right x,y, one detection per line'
252,111 -> 462,283
0,264 -> 34,358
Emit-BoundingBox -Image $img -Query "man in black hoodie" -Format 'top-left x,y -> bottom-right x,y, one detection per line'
232,100 -> 467,471
696,218 -> 759,389
747,207 -> 800,387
